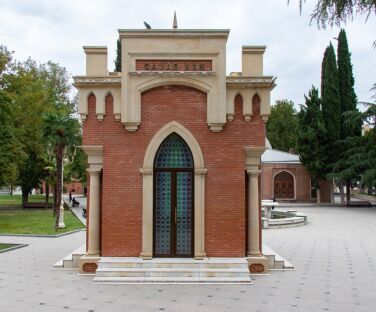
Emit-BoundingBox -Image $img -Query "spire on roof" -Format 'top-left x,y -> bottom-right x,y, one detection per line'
173,11 -> 178,29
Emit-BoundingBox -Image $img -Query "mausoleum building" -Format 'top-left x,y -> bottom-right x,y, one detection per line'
75,28 -> 276,281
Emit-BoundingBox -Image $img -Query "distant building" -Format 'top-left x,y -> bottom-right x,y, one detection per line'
261,139 -> 331,202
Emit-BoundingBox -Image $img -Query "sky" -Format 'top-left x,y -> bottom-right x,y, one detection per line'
0,0 -> 375,108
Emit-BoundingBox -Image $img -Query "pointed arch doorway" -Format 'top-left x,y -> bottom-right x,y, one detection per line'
154,133 -> 194,257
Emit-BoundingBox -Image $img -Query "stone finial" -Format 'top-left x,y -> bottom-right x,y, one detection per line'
173,11 -> 178,29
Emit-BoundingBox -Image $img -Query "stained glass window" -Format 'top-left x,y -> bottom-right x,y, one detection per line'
155,134 -> 193,168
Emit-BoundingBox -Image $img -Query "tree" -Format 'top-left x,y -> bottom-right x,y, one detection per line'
297,87 -> 328,203
338,103 -> 376,191
289,0 -> 376,28
0,46 -> 26,189
321,43 -> 341,168
43,114 -> 81,230
331,29 -> 362,202
114,38 -> 121,72
266,100 -> 299,152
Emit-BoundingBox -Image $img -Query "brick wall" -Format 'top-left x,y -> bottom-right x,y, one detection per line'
261,163 -> 312,201
83,86 -> 265,257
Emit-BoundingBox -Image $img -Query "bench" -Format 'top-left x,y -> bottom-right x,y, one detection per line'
347,200 -> 371,207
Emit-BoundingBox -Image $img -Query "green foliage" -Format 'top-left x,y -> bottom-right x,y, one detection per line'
64,147 -> 88,184
297,86 -> 327,188
289,0 -> 376,28
266,100 -> 299,152
114,38 -> 122,72
338,103 -> 376,186
0,44 -> 81,214
321,43 -> 341,169
337,29 -> 360,136
330,29 -> 362,192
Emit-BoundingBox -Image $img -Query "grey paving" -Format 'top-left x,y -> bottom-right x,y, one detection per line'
63,195 -> 86,226
1,206 -> 376,311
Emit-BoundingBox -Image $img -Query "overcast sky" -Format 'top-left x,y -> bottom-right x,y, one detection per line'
0,0 -> 375,107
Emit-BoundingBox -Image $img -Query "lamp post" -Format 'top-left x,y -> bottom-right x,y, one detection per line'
58,147 -> 68,229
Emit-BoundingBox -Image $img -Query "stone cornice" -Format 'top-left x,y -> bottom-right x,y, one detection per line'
226,76 -> 276,89
119,29 -> 230,40
73,76 -> 121,88
83,46 -> 107,54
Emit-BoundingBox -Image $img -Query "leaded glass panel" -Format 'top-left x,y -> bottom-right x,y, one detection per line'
155,172 -> 171,255
155,134 -> 193,168
176,172 -> 192,255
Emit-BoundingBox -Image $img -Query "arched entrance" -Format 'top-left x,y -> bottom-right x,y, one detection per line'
153,133 -> 194,257
273,171 -> 295,199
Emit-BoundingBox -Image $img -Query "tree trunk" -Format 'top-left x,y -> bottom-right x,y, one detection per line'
330,179 -> 335,204
317,188 -> 321,204
339,182 -> 345,205
10,183 -> 13,196
55,143 -> 63,231
21,190 -> 29,208
346,180 -> 351,202
45,182 -> 50,208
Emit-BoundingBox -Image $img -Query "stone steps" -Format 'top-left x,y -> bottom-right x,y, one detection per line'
53,245 -> 85,270
262,244 -> 294,270
93,257 -> 252,284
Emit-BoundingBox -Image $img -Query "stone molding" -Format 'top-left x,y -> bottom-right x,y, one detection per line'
80,145 -> 103,171
77,87 -> 121,122
245,146 -> 266,171
140,121 -> 207,259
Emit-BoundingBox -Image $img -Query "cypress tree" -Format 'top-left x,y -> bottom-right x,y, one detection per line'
337,29 -> 359,136
334,29 -> 362,201
321,43 -> 341,167
114,38 -> 121,72
297,86 -> 327,203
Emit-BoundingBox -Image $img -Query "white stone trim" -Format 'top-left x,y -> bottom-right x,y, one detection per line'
140,121 -> 207,259
77,88 -> 121,122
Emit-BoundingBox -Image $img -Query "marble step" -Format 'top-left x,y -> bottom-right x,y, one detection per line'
93,276 -> 252,284
53,245 -> 85,269
94,257 -> 252,284
262,244 -> 294,270
98,257 -> 247,269
96,267 -> 250,278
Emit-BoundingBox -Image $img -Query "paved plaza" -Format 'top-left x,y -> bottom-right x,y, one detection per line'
1,206 -> 376,312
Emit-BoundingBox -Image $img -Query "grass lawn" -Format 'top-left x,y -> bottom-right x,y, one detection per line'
0,243 -> 15,250
0,209 -> 84,235
0,194 -> 52,208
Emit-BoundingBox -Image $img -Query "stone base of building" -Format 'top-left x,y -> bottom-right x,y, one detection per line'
92,257 -> 252,284
246,255 -> 269,274
79,255 -> 100,274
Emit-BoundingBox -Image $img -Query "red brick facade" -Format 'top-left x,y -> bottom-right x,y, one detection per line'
261,163 -> 331,203
83,86 -> 265,257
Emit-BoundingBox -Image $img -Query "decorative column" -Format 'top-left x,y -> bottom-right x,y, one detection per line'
245,146 -> 268,274
194,168 -> 207,259
78,145 -> 103,274
247,169 -> 261,256
140,168 -> 153,259
86,168 -> 101,255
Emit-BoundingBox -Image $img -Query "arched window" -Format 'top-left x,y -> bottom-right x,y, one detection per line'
154,133 -> 193,168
